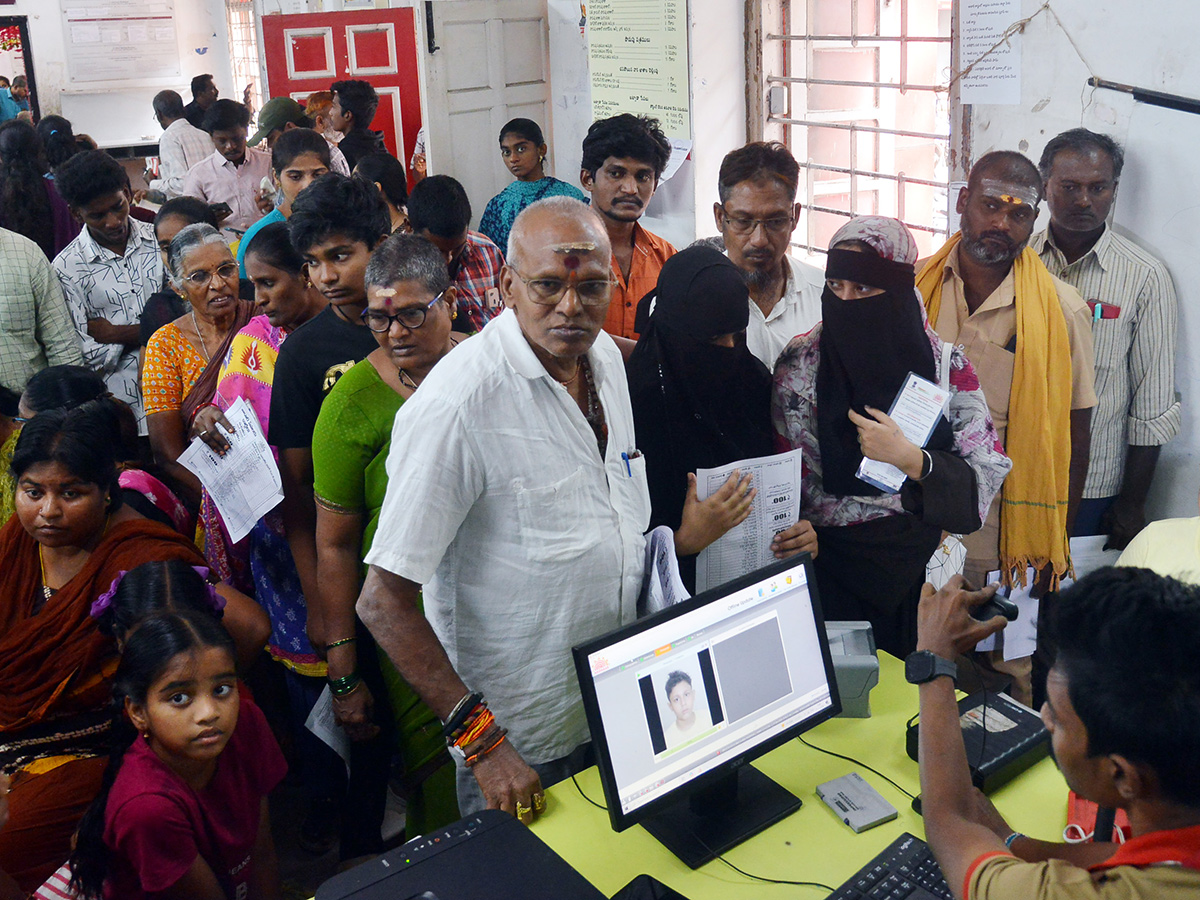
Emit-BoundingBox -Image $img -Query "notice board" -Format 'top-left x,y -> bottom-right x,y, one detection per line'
586,0 -> 691,138
61,0 -> 180,84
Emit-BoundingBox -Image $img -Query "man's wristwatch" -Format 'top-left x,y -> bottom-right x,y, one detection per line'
905,650 -> 957,685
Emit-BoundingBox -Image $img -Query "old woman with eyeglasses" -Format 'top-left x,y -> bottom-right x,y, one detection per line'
311,233 -> 465,838
142,223 -> 253,508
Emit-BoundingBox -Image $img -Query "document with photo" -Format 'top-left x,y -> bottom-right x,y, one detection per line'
857,371 -> 950,493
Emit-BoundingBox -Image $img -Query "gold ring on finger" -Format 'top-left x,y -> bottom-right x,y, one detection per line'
533,794 -> 546,812
516,801 -> 531,818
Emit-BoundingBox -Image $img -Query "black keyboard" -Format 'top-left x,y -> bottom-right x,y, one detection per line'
826,832 -> 954,900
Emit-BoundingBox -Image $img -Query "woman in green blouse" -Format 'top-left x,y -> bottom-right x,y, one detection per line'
312,234 -> 463,836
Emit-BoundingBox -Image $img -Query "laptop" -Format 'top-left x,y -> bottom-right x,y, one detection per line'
315,809 -> 606,900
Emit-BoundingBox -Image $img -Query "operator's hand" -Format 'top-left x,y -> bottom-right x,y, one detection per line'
916,575 -> 1007,660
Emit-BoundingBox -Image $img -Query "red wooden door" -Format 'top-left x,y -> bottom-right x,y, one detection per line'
261,9 -> 422,168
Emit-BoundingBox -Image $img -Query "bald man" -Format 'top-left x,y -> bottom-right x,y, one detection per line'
919,151 -> 1096,705
357,196 -> 650,823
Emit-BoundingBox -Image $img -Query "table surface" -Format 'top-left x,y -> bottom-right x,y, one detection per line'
531,653 -> 1067,899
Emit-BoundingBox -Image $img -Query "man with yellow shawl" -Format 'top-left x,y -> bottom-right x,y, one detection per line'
916,151 -> 1096,705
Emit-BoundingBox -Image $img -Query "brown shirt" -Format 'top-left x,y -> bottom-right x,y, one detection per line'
930,246 -> 1097,572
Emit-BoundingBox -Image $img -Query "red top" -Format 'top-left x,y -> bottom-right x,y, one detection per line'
103,696 -> 287,899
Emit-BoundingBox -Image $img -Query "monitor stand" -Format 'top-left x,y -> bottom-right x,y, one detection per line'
639,766 -> 802,869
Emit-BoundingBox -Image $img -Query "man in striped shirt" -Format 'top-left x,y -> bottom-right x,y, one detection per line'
1032,129 -> 1180,550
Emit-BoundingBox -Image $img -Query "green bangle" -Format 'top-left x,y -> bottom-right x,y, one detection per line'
326,637 -> 357,650
328,672 -> 362,696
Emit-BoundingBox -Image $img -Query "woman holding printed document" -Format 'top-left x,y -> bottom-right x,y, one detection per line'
772,216 -> 1010,656
627,246 -> 819,593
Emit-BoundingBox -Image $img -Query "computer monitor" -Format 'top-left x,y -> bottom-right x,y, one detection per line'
573,553 -> 841,868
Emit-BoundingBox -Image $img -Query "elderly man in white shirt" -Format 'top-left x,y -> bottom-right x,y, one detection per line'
358,196 -> 650,823
714,142 -> 824,370
148,90 -> 213,199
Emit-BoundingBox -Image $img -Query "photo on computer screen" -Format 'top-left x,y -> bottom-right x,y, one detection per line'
709,613 -> 794,723
637,649 -> 726,757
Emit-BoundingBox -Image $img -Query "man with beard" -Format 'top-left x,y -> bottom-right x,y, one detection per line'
917,151 -> 1096,705
580,114 -> 674,340
714,141 -> 824,369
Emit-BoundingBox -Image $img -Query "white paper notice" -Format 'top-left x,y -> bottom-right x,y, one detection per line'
657,139 -> 692,185
975,568 -> 1038,661
959,0 -> 1022,105
694,449 -> 803,593
177,397 -> 283,543
638,525 -> 691,618
857,373 -> 950,493
304,687 -> 351,775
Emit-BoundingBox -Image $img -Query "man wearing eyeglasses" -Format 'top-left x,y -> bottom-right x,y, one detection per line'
714,142 -> 825,370
359,196 -> 651,825
580,114 -> 675,341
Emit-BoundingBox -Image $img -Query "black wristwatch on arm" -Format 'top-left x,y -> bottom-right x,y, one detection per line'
905,650 -> 957,685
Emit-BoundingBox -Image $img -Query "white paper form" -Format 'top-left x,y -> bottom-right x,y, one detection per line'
974,567 -> 1038,661
638,525 -> 691,618
694,449 -> 802,593
959,0 -> 1022,105
857,372 -> 950,493
177,397 -> 283,543
304,687 -> 350,775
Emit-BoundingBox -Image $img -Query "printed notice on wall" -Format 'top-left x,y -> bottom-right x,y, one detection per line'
587,0 -> 691,138
62,0 -> 180,84
959,0 -> 1021,105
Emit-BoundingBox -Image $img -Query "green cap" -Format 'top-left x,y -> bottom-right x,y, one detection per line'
249,97 -> 308,146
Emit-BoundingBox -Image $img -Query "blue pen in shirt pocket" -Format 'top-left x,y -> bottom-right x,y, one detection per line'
621,449 -> 643,477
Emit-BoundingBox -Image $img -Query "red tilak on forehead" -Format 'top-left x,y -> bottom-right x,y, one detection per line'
563,254 -> 581,270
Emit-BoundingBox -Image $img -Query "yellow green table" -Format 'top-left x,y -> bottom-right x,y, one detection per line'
531,652 -> 1068,898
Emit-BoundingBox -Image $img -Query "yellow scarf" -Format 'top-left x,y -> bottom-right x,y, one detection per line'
916,234 -> 1073,587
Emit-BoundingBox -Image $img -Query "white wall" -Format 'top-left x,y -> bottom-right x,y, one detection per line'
546,0 -> 746,249
13,0 -> 234,144
965,0 -> 1200,520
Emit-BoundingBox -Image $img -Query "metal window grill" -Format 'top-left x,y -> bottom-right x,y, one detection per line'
765,0 -> 953,259
226,0 -> 262,115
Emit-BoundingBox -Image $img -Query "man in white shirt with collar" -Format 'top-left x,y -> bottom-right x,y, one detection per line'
182,98 -> 273,240
358,197 -> 650,823
714,142 -> 824,370
148,90 -> 213,199
52,151 -> 162,434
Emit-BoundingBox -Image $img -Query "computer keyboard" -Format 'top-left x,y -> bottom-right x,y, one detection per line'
826,832 -> 954,900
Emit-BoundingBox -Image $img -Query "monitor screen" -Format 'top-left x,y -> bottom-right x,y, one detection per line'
574,553 -> 840,845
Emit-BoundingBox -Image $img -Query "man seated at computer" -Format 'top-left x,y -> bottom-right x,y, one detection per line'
662,671 -> 712,751
910,567 -> 1200,899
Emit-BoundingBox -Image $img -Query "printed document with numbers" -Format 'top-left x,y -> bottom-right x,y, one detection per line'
694,449 -> 802,593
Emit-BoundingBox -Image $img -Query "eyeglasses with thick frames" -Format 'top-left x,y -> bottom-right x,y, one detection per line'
183,261 -> 240,289
719,206 -> 795,235
509,267 -> 614,307
360,292 -> 444,332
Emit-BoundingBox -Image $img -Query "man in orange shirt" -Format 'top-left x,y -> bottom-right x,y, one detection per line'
580,114 -> 675,341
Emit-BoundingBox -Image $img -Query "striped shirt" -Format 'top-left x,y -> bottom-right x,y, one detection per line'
0,227 -> 84,394
1032,227 -> 1180,497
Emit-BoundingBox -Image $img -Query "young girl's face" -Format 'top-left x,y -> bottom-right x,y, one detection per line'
128,647 -> 239,775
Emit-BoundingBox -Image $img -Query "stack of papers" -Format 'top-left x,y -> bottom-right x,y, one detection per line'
178,397 -> 283,543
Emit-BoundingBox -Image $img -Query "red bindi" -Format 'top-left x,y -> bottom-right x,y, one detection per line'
563,255 -> 581,270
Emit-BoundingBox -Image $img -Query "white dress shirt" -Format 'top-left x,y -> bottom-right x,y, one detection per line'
181,147 -> 273,239
366,309 -> 650,764
150,118 -> 213,199
743,253 -> 825,371
53,219 -> 163,432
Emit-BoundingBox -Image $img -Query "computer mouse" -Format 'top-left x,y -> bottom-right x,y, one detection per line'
971,594 -> 1019,622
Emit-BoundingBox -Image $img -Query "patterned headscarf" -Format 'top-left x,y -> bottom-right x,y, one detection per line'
829,215 -> 919,265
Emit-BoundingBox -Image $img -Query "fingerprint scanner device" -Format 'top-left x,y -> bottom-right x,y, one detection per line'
816,772 -> 898,832
313,809 -> 605,900
824,621 -> 880,718
574,553 -> 841,869
906,691 -> 1050,792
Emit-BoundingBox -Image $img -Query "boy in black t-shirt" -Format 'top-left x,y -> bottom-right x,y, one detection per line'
267,174 -> 392,860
